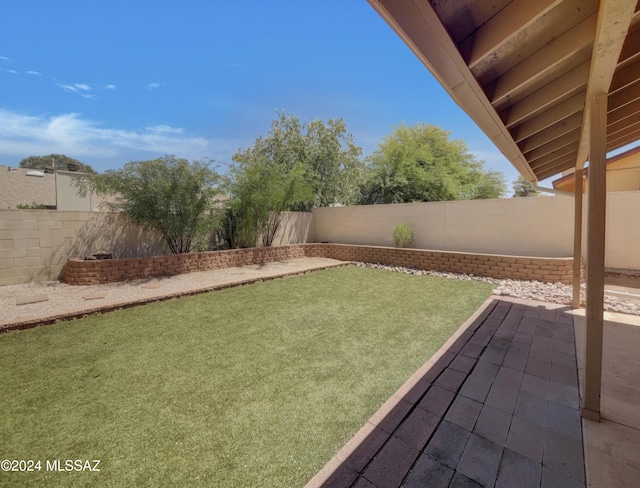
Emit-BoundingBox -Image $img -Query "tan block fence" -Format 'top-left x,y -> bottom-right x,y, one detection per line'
61,244 -> 575,285
0,210 -> 168,286
4,192 -> 639,287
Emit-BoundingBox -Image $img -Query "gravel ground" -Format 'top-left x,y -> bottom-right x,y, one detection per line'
355,262 -> 640,316
0,257 -> 344,326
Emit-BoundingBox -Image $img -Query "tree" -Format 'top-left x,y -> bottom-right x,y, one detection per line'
79,155 -> 221,254
224,111 -> 363,247
225,160 -> 311,248
512,175 -> 540,197
462,169 -> 507,200
303,117 -> 365,207
234,112 -> 364,210
358,123 -> 506,204
19,154 -> 97,174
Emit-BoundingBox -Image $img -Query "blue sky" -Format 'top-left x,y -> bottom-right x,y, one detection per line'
0,0 -> 522,186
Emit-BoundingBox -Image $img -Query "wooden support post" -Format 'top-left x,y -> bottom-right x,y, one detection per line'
572,168 -> 584,309
581,94 -> 607,422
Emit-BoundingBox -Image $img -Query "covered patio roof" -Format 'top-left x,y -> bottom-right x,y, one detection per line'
367,0 -> 640,183
367,0 -> 640,422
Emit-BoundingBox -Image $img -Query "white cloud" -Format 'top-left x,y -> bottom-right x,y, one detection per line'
57,83 -> 92,92
147,82 -> 162,90
26,70 -> 41,76
6,69 -> 17,74
56,81 -> 119,97
56,83 -> 78,92
0,109 -> 238,164
0,56 -> 10,62
146,125 -> 184,135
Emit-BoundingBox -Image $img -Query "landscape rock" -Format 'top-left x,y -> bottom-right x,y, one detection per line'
354,262 -> 640,316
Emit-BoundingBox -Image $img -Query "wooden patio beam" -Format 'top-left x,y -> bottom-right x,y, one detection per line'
610,57 -> 640,93
608,131 -> 640,153
607,96 -> 640,126
607,123 -> 640,150
462,0 -> 563,69
617,23 -> 640,67
523,128 -> 581,162
572,168 -> 584,309
575,0 -> 637,167
529,145 -> 579,171
608,79 -> 640,111
517,112 -> 583,153
535,156 -> 579,181
512,92 -> 585,142
488,15 -> 596,107
608,118 -> 640,140
501,61 -> 589,129
582,93 -> 608,422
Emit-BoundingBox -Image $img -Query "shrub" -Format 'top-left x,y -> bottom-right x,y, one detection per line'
393,223 -> 414,248
77,155 -> 222,254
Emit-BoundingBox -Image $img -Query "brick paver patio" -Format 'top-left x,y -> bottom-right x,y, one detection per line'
308,298 -> 585,488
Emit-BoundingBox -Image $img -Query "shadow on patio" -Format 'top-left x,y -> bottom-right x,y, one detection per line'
307,296 -> 640,488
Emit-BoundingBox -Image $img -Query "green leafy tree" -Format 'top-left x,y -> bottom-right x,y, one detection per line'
19,154 -> 96,174
461,169 -> 507,200
512,175 -> 540,197
226,152 -> 312,248
79,155 -> 221,254
235,112 -> 364,209
302,117 -> 365,207
359,123 -> 506,204
225,111 -> 363,247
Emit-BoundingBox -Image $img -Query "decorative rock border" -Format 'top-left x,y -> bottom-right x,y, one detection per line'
61,244 -> 577,285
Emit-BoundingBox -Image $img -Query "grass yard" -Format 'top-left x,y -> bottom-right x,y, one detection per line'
0,266 -> 493,487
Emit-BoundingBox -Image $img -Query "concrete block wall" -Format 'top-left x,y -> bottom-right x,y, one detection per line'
62,243 -> 576,285
313,192 -> 640,272
312,197 -> 576,258
0,210 -> 314,286
0,210 -> 168,286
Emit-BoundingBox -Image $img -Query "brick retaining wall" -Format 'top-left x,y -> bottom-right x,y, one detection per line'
61,244 -> 576,285
305,244 -> 576,283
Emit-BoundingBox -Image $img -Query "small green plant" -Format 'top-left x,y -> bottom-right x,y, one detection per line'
17,202 -> 46,209
393,222 -> 414,248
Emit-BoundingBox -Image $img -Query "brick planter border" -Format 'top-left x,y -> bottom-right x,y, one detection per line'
61,244 -> 576,285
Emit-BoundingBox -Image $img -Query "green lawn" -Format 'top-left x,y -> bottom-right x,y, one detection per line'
0,266 -> 493,487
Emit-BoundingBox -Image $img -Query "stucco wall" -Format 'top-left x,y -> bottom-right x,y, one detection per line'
602,191 -> 640,270
0,210 -> 314,286
0,210 -> 169,285
271,211 -> 314,247
2,193 -> 638,286
313,197 -> 576,258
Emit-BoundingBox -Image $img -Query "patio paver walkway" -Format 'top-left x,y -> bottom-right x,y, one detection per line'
307,297 -> 585,488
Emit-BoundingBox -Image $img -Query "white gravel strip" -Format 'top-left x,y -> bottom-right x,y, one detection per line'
0,257 -> 343,326
355,262 -> 640,316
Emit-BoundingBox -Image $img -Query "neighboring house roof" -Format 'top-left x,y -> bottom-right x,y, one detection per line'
552,145 -> 640,192
0,165 -> 56,209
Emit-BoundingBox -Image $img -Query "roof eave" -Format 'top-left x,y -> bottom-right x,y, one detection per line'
367,0 -> 536,181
